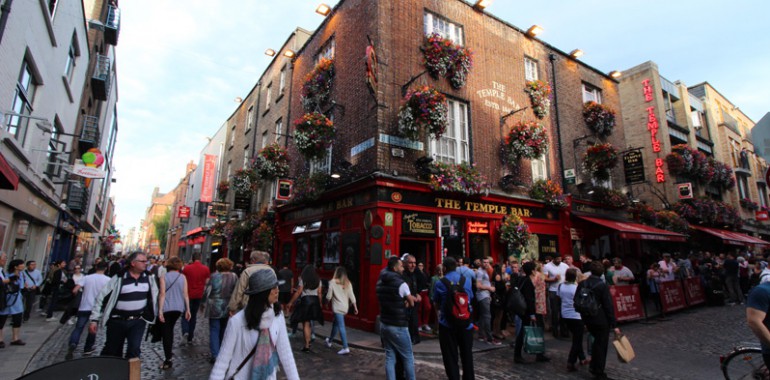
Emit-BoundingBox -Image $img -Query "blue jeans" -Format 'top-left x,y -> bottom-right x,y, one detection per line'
209,317 -> 228,358
181,298 -> 202,341
329,313 -> 348,349
380,323 -> 415,380
68,310 -> 96,352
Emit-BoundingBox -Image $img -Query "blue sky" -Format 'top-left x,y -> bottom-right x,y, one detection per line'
112,0 -> 770,234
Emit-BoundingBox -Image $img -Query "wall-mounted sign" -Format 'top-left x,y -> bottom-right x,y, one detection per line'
365,44 -> 378,95
564,169 -> 576,185
177,206 -> 191,219
234,195 -> 251,210
384,212 -> 394,227
402,212 -> 436,236
72,163 -> 106,179
391,192 -> 403,203
623,150 -> 645,185
200,154 -> 217,203
677,183 -> 693,200
276,179 -> 293,201
475,81 -> 522,115
641,78 -> 665,183
757,210 -> 770,221
467,221 -> 489,234
209,202 -> 228,217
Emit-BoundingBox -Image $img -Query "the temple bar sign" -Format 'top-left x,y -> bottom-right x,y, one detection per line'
402,212 -> 436,236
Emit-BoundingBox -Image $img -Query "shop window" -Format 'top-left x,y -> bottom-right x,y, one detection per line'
524,57 -> 538,81
430,99 -> 469,164
582,83 -> 602,104
424,11 -> 464,45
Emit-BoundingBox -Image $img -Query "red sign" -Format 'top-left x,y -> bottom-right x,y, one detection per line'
467,221 -> 489,234
658,280 -> 687,313
757,210 -> 770,221
683,277 -> 705,306
276,179 -> 293,201
609,284 -> 644,322
642,79 -> 665,183
365,44 -> 378,95
178,206 -> 191,219
200,154 -> 217,203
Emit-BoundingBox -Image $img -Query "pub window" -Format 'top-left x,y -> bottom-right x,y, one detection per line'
243,146 -> 250,169
261,130 -> 268,149
738,175 -> 749,200
424,11 -> 464,45
524,57 -> 538,81
582,83 -> 602,104
246,106 -> 254,132
429,98 -> 469,164
279,65 -> 287,93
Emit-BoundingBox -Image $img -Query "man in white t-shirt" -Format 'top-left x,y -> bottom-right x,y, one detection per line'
658,253 -> 678,283
543,255 -> 569,338
66,261 -> 111,360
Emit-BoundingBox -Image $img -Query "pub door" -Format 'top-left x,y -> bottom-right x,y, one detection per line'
468,234 -> 490,263
399,239 -> 436,273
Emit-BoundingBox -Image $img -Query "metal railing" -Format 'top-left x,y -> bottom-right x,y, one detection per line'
104,6 -> 120,45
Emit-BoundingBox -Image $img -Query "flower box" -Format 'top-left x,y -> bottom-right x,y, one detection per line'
499,213 -> 531,248
301,58 -> 335,112
231,168 -> 258,195
529,179 -> 567,209
422,33 -> 473,89
428,161 -> 490,196
294,112 -> 336,160
583,143 -> 618,181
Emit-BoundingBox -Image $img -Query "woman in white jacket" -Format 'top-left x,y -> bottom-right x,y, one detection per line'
209,269 -> 298,380
324,267 -> 358,355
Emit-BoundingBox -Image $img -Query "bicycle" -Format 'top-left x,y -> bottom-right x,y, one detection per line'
721,344 -> 768,380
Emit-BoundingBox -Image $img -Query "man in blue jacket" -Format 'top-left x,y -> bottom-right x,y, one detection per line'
432,257 -> 475,380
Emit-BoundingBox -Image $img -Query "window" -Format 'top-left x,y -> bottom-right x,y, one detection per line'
243,147 -> 250,169
247,107 -> 254,132
265,84 -> 272,108
8,60 -> 38,145
430,99 -> 469,164
274,119 -> 283,143
45,122 -> 62,179
261,130 -> 268,149
315,38 -> 336,64
226,162 -> 232,181
310,146 -> 332,175
738,176 -> 749,200
64,35 -> 79,82
524,57 -> 538,81
424,11 -> 464,45
48,0 -> 58,18
279,66 -> 287,93
229,125 -> 236,147
582,83 -> 602,103
759,184 -> 768,208
531,156 -> 548,182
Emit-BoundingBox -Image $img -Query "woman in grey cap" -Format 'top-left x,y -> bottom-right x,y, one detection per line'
209,269 -> 298,380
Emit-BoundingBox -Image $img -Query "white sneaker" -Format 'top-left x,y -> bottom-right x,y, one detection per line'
423,325 -> 432,332
67,318 -> 75,325
337,348 -> 350,355
45,317 -> 58,322
324,338 -> 332,348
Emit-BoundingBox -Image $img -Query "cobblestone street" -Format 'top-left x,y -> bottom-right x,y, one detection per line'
11,303 -> 752,379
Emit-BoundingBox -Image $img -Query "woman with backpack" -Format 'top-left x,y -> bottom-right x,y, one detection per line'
513,261 -> 550,364
574,261 -> 621,380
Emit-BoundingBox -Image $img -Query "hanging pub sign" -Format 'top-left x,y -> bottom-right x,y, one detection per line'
677,183 -> 693,199
234,194 -> 251,210
402,212 -> 436,236
757,210 -> 770,221
467,221 -> 489,234
623,150 -> 645,185
178,206 -> 191,219
209,201 -> 228,217
276,179 -> 293,201
365,42 -> 378,95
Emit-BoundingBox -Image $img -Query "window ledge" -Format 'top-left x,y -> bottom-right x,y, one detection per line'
262,107 -> 270,117
61,76 -> 74,103
275,93 -> 285,103
37,0 -> 58,47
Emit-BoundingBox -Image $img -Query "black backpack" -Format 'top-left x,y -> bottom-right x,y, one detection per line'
440,275 -> 472,329
506,276 -> 527,317
574,282 -> 601,316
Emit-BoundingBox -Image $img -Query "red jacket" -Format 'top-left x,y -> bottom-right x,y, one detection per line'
182,261 -> 210,299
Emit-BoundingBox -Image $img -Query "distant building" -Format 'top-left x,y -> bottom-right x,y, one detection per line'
751,113 -> 770,163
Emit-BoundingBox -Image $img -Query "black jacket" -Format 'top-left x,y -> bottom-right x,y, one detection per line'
513,274 -> 537,317
575,275 -> 616,328
376,269 -> 408,327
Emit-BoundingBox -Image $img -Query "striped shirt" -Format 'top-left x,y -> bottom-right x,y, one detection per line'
113,271 -> 150,317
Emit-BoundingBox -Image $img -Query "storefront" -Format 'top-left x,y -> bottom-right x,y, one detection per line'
275,175 -> 568,331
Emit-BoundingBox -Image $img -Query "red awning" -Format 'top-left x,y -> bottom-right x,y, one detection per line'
185,227 -> 203,237
577,216 -> 687,242
191,236 -> 206,244
177,240 -> 187,247
0,152 -> 19,190
691,225 -> 770,247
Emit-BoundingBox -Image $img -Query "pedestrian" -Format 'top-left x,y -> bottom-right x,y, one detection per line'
205,258 -> 238,363
65,260 -> 110,359
21,260 -> 43,322
607,258 -> 635,286
431,257 -> 475,380
475,256 -> 500,345
543,255 -> 569,339
287,264 -> 323,352
746,280 -> 770,372
45,260 -> 69,321
658,253 -> 678,282
415,262 -> 432,333
557,268 -> 588,372
0,257 -> 26,347
87,257 -> 103,275
376,256 -> 416,380
228,251 -> 272,314
325,266 -> 357,355
209,269 -> 298,380
59,264 -> 85,325
429,264 -> 444,331
513,261 -> 550,364
181,252 -> 210,344
491,263 -> 506,340
158,257 -> 191,369
575,261 -> 621,380
401,254 -> 421,345
724,253 -> 744,305
277,265 -> 294,309
647,262 -> 663,313
88,251 -> 160,359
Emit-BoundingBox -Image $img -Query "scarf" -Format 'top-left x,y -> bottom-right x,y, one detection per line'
250,309 -> 279,380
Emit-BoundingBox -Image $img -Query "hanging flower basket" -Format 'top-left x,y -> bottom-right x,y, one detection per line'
290,173 -> 327,204
630,203 -> 657,225
253,143 -> 290,180
710,159 -> 736,189
529,179 -> 567,209
655,210 -> 689,234
499,213 -> 531,248
590,187 -> 628,209
583,143 -> 618,181
524,80 -> 552,119
217,180 -> 229,200
665,144 -> 709,181
398,86 -> 448,141
293,112 -> 336,160
422,33 -> 474,89
582,101 -> 616,138
674,198 -> 742,230
503,121 -> 548,162
231,168 -> 259,195
301,58 -> 335,112
428,161 -> 490,196
740,198 -> 760,211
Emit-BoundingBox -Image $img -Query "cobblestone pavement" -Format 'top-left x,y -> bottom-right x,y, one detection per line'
23,304 -> 753,379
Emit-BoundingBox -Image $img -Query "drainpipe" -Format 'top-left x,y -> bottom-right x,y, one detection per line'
549,53 -> 567,191
0,0 -> 14,45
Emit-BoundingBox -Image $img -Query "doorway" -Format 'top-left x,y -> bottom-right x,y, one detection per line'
468,234 -> 490,263
399,239 -> 436,273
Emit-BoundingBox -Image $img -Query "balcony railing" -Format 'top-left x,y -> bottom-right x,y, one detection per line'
104,6 -> 120,45
720,112 -> 740,134
67,181 -> 90,215
79,116 -> 100,152
660,76 -> 680,99
91,55 -> 111,100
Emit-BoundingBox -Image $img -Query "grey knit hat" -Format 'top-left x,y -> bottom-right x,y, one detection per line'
244,269 -> 279,295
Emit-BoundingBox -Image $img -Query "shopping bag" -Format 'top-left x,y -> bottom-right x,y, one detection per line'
586,331 -> 595,356
613,333 -> 635,363
523,324 -> 545,354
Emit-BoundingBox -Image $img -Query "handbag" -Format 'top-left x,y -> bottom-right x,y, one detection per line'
613,333 -> 635,363
523,323 -> 545,354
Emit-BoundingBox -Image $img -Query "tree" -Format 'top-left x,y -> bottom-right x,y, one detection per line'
152,208 -> 171,256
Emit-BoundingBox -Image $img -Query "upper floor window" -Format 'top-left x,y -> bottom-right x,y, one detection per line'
531,156 -> 548,182
310,146 -> 332,175
45,121 -> 63,179
315,38 -> 336,64
261,130 -> 268,149
243,147 -> 251,169
229,125 -> 236,147
279,65 -> 287,93
64,34 -> 80,82
274,118 -> 283,144
265,83 -> 272,108
759,184 -> 768,208
430,99 -> 469,164
8,59 -> 39,145
738,175 -> 749,200
424,11 -> 464,45
582,83 -> 602,104
524,57 -> 538,81
247,106 -> 254,132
